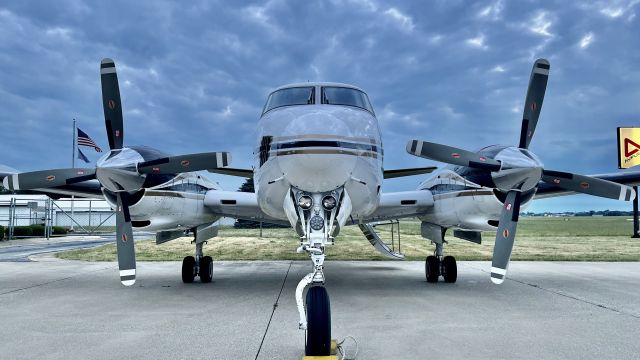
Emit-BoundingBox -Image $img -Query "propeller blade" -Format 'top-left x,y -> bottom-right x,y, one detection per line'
101,58 -> 124,150
518,59 -> 550,149
137,152 -> 232,174
491,190 -> 521,284
542,170 -> 636,201
406,140 -> 501,171
2,168 -> 96,190
115,192 -> 136,286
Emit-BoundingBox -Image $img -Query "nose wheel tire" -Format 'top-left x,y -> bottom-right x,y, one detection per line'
199,256 -> 213,283
425,255 -> 440,283
442,255 -> 457,283
181,256 -> 196,283
305,286 -> 331,356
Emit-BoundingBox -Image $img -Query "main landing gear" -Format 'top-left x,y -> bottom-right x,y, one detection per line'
182,231 -> 213,284
426,242 -> 457,283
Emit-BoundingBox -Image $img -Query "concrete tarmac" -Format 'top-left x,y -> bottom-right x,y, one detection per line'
1,258 -> 639,359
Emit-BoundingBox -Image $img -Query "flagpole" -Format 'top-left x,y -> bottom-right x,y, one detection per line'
70,119 -> 76,232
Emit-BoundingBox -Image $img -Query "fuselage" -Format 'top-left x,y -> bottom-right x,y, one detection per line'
253,83 -> 383,225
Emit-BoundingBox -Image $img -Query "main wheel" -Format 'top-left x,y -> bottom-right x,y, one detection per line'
425,255 -> 440,283
200,256 -> 213,283
442,255 -> 457,283
305,286 -> 331,356
182,256 -> 196,283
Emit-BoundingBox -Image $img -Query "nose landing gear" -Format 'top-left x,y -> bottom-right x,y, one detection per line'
296,246 -> 332,356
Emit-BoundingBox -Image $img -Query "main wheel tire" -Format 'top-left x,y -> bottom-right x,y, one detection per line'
425,255 -> 440,283
200,256 -> 213,283
182,256 -> 196,283
305,286 -> 331,356
442,255 -> 457,283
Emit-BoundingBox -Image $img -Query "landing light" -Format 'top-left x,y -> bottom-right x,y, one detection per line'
298,195 -> 313,209
322,195 -> 337,210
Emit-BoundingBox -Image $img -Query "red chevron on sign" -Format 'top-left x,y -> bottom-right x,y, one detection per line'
625,138 -> 640,157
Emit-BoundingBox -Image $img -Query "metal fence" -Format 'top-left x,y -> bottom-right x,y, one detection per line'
0,197 -> 115,240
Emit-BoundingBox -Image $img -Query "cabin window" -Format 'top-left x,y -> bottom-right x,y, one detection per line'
263,87 -> 315,114
321,87 -> 374,114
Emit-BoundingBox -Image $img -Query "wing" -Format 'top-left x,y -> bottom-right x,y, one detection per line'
361,190 -> 434,223
207,167 -> 253,178
203,190 -> 289,226
383,167 -> 437,179
535,170 -> 640,199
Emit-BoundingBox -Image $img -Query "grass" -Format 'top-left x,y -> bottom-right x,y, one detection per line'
56,216 -> 640,262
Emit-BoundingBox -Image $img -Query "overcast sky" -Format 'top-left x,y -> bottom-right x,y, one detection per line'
1,0 -> 639,212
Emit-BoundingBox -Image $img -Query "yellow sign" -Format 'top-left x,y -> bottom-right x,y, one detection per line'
618,127 -> 640,168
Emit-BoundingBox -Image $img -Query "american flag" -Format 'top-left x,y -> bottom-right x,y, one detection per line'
77,128 -> 102,152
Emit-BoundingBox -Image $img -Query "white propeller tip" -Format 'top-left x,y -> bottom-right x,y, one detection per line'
491,276 -> 505,285
121,279 -> 136,286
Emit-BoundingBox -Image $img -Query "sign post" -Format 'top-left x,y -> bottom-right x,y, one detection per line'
618,128 -> 640,238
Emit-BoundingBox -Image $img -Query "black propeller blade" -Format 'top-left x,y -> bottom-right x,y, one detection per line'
518,59 -> 549,149
115,192 -> 136,286
491,190 -> 521,284
541,170 -> 635,201
101,58 -> 124,150
406,140 -> 501,171
2,168 -> 96,190
137,152 -> 232,175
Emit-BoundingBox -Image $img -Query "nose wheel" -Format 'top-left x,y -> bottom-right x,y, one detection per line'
305,286 -> 332,356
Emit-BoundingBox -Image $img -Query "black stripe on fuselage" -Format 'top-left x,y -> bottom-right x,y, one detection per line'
265,139 -> 382,155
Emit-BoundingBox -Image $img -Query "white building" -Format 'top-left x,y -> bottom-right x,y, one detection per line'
0,195 -> 116,228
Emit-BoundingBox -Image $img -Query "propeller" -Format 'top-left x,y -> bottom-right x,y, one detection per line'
491,191 -> 521,284
101,58 -> 124,150
541,170 -> 635,201
137,152 -> 231,174
5,58 -> 232,286
406,140 -> 501,171
2,168 -> 96,191
406,58 -> 636,284
115,192 -> 136,285
519,59 -> 549,149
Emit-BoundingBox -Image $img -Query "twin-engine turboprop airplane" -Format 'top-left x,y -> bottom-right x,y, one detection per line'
3,58 -> 640,356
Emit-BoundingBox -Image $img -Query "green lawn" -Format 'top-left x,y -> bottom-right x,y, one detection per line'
56,216 -> 640,262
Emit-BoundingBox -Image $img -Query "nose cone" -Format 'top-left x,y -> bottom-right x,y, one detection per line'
96,148 -> 146,192
264,106 -> 379,193
492,147 -> 544,192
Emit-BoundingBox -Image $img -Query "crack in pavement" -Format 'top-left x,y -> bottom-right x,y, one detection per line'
465,263 -> 640,319
0,264 -> 116,296
255,261 -> 293,360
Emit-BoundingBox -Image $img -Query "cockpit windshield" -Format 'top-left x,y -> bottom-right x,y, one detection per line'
321,86 -> 374,114
263,86 -> 315,114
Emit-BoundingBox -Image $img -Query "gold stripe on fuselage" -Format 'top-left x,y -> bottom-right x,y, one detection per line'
272,134 -> 378,144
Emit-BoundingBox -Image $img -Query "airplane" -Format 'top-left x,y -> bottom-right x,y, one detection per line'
2,58 -> 639,356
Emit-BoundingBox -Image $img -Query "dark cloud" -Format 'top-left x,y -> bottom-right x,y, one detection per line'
1,0 -> 639,211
